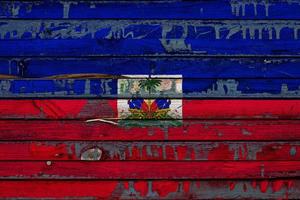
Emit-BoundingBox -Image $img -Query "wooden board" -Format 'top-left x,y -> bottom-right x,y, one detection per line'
0,141 -> 299,161
0,99 -> 299,119
3,57 -> 300,79
1,20 -> 300,56
0,161 -> 299,179
0,180 -> 298,199
0,120 -> 299,141
0,78 -> 300,98
2,1 -> 300,19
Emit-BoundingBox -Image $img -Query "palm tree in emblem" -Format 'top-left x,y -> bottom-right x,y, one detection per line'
138,77 -> 162,94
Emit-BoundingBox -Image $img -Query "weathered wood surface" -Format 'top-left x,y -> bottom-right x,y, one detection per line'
0,180 -> 299,199
1,1 -> 300,199
1,78 -> 300,98
2,0 -> 300,19
0,120 -> 299,141
2,57 -> 300,79
1,141 -> 299,161
0,180 -> 298,199
1,20 -> 300,56
0,99 -> 299,119
0,161 -> 299,179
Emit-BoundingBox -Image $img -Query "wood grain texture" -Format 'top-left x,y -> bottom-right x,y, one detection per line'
1,78 -> 300,98
0,120 -> 299,141
0,1 -> 300,199
1,20 -> 300,56
0,141 -> 299,161
0,180 -> 298,199
0,99 -> 299,119
1,0 -> 300,19
2,57 -> 300,79
0,161 -> 299,179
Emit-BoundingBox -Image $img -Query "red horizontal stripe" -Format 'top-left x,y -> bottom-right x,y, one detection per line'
0,161 -> 299,179
0,120 -> 299,141
183,100 -> 300,119
0,180 -> 298,199
0,141 -> 298,161
0,100 -> 299,119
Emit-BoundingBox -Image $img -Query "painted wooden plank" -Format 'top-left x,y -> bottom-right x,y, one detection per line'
0,100 -> 299,119
1,1 -> 300,19
5,39 -> 300,56
0,180 -> 298,199
0,161 -> 299,179
0,20 -> 300,56
0,141 -> 299,161
3,57 -> 300,79
0,120 -> 299,141
1,78 -> 300,98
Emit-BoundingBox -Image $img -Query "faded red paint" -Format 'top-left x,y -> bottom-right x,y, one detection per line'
152,181 -> 179,197
251,180 -> 257,189
260,180 -> 269,193
0,100 -> 300,119
0,161 -> 298,179
1,120 -> 300,141
256,144 -> 299,161
134,182 -> 148,197
207,143 -> 233,160
183,181 -> 191,194
29,143 -> 72,160
229,182 -> 235,191
0,94 -> 299,199
272,180 -> 284,192
0,180 -> 298,198
0,142 -> 300,161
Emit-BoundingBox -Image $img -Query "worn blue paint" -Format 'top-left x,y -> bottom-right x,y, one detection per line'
1,1 -> 300,19
0,1 -> 298,98
1,20 -> 298,40
1,58 -> 300,78
0,79 -> 300,98
1,39 -> 300,56
0,19 -> 300,56
2,79 -> 116,97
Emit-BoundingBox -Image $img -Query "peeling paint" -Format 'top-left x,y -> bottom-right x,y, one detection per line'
24,141 -> 300,161
0,80 -> 11,95
188,79 -> 300,97
11,3 -> 20,17
230,0 -> 270,17
0,20 -> 299,54
229,143 -> 263,160
108,180 -> 298,199
1,78 -> 300,98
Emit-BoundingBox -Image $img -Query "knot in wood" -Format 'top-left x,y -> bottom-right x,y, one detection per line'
80,147 -> 102,161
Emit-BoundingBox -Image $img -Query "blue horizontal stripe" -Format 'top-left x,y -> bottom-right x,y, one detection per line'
0,79 -> 300,98
1,1 -> 300,19
0,20 -> 299,56
1,39 -> 300,56
1,57 -> 300,78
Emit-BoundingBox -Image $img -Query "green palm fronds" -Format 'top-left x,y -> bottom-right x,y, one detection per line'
138,79 -> 161,93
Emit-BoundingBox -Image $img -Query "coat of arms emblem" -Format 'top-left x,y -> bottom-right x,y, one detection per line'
117,75 -> 182,126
